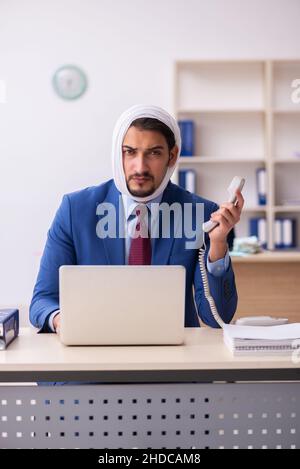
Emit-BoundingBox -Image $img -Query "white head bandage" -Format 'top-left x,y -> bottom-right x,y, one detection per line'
112,104 -> 181,203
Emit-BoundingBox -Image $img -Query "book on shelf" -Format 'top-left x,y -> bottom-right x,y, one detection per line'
256,167 -> 267,205
178,169 -> 196,193
223,323 -> 300,356
178,120 -> 194,156
274,218 -> 297,249
249,217 -> 267,249
275,219 -> 283,249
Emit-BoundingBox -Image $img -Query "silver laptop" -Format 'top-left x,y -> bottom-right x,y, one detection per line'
59,265 -> 186,346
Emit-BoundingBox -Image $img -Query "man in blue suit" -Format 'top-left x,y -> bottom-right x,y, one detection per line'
30,104 -> 243,334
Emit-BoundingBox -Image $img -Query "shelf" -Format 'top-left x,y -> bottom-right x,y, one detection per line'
273,61 -> 300,109
273,113 -> 300,160
176,59 -> 266,65
273,206 -> 300,212
272,59 -> 300,63
242,206 -> 268,212
176,61 -> 264,111
175,59 -> 300,249
178,157 -> 265,164
178,109 -> 264,114
274,157 -> 300,163
272,109 -> 300,114
231,251 -> 300,263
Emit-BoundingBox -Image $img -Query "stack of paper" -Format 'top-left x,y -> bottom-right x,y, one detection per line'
232,236 -> 262,254
223,323 -> 300,356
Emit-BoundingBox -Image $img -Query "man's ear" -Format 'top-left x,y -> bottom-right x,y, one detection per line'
168,145 -> 179,167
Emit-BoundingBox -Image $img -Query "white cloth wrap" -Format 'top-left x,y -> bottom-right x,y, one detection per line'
112,104 -> 181,202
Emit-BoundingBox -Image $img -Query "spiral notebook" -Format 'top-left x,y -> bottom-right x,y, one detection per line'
223,323 -> 300,356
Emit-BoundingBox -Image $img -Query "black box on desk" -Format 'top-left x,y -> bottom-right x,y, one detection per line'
0,309 -> 19,350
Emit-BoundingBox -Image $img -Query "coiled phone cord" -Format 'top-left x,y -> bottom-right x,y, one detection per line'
198,243 -> 225,328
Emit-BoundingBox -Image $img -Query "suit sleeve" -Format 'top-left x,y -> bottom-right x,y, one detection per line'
193,202 -> 238,328
29,195 -> 76,332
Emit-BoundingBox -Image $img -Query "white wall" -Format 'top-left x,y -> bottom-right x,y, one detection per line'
0,0 -> 300,324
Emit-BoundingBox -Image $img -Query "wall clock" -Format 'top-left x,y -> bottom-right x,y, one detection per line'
52,65 -> 88,100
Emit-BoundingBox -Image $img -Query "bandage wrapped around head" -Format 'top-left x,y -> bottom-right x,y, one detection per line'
112,104 -> 181,203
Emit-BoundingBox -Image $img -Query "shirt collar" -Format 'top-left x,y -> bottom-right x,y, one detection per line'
122,192 -> 163,221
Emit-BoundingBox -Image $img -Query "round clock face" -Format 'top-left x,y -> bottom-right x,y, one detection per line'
52,65 -> 87,100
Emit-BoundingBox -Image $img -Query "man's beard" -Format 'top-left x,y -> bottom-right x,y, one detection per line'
126,173 -> 156,197
126,161 -> 170,198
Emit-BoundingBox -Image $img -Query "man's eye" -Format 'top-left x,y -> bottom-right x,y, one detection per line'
151,151 -> 161,156
125,149 -> 134,155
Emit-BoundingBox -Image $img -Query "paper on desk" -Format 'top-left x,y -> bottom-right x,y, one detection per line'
223,323 -> 300,340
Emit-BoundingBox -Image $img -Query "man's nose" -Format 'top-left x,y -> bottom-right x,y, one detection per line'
134,153 -> 148,173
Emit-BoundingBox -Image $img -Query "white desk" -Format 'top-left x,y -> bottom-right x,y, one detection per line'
0,328 -> 299,449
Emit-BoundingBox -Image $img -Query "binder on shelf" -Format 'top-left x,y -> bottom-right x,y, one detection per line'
0,309 -> 19,350
256,167 -> 267,205
178,120 -> 195,156
282,218 -> 297,248
274,219 -> 283,249
178,169 -> 196,193
249,217 -> 267,249
273,218 -> 297,249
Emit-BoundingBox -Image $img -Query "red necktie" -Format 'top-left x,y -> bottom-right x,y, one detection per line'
128,206 -> 151,265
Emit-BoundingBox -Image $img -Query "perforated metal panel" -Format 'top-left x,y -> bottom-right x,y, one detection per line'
0,383 -> 299,448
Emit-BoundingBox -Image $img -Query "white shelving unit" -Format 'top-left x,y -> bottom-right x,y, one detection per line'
173,59 -> 300,250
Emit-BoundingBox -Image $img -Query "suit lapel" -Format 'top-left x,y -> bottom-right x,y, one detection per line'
97,182 -> 125,265
151,182 -> 179,265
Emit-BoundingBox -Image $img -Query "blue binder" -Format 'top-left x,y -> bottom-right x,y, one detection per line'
256,167 -> 267,205
274,219 -> 284,249
249,217 -> 267,249
178,120 -> 195,156
274,218 -> 297,249
178,169 -> 196,193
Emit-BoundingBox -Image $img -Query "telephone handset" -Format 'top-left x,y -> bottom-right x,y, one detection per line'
203,176 -> 245,233
199,176 -> 245,328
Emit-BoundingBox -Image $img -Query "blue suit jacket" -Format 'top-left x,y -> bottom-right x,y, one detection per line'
29,179 -> 237,332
